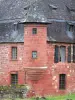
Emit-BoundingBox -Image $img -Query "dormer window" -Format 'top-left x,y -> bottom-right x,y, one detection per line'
66,23 -> 74,39
48,4 -> 57,10
14,23 -> 18,31
68,25 -> 74,32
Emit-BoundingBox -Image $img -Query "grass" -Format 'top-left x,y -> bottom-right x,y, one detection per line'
31,94 -> 75,100
2,94 -> 75,100
46,94 -> 75,100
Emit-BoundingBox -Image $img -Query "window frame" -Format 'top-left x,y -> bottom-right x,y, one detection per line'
11,47 -> 17,60
59,46 -> 66,62
59,74 -> 66,90
14,24 -> 18,31
54,45 -> 66,63
73,45 -> 75,63
68,24 -> 74,32
11,73 -> 18,85
67,45 -> 75,63
67,46 -> 71,63
32,51 -> 37,59
54,45 -> 59,63
32,28 -> 37,34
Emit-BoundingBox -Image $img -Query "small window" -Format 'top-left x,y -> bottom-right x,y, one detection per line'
32,51 -> 37,59
32,28 -> 37,34
68,25 -> 74,32
11,47 -> 17,60
11,74 -> 18,85
59,74 -> 66,90
14,24 -> 18,31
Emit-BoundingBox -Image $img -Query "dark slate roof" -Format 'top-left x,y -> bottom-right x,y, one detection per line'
0,22 -> 75,43
0,0 -> 75,23
66,0 -> 75,11
0,0 -> 75,43
47,22 -> 75,43
0,23 -> 24,42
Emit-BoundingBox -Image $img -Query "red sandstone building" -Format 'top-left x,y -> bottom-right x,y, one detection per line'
0,0 -> 75,96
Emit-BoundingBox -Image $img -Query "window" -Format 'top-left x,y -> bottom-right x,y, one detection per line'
67,45 -> 75,63
11,47 -> 17,60
32,28 -> 37,34
14,23 -> 18,31
68,46 -> 71,63
59,74 -> 66,90
68,25 -> 74,32
73,45 -> 75,63
54,46 -> 66,63
54,45 -> 59,63
32,51 -> 37,59
11,74 -> 18,85
60,46 -> 66,62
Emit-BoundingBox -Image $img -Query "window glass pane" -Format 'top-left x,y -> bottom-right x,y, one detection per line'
14,24 -> 18,31
73,45 -> 75,63
69,25 -> 74,32
54,45 -> 59,63
68,46 -> 71,63
59,74 -> 66,89
60,46 -> 66,62
32,51 -> 37,58
32,28 -> 37,34
12,47 -> 17,60
11,74 -> 18,85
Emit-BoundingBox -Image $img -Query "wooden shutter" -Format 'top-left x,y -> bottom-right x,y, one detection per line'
54,45 -> 59,63
73,45 -> 75,63
68,46 -> 71,63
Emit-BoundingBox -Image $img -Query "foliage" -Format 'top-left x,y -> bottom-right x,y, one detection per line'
0,84 -> 29,99
0,84 -> 29,96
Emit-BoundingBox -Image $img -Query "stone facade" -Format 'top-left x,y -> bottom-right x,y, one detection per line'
0,24 -> 75,97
